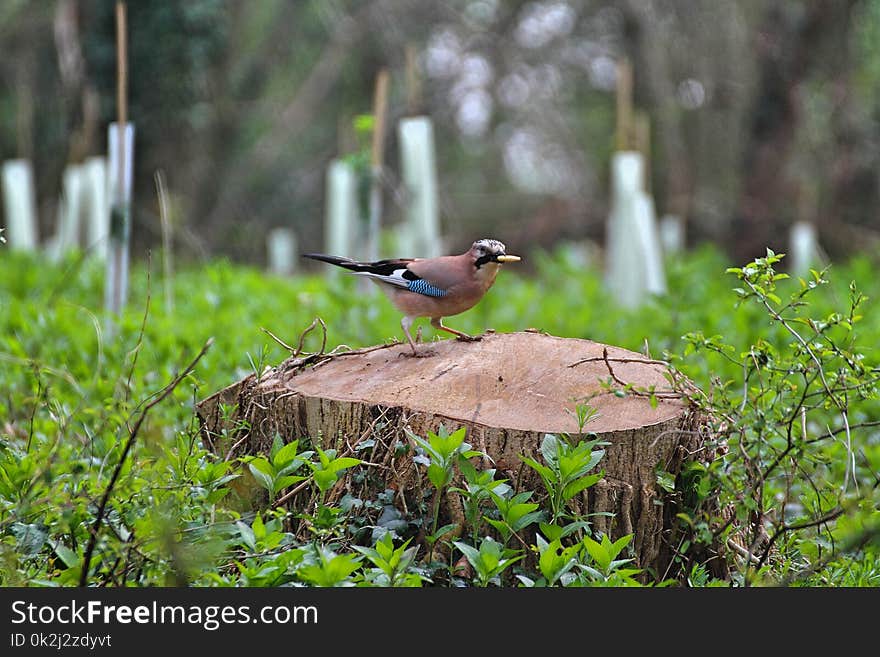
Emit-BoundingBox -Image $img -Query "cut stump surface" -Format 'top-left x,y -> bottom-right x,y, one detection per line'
196,330 -> 722,580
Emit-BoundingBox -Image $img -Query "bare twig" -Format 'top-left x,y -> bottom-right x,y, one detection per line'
223,434 -> 250,463
755,506 -> 845,572
601,347 -> 629,388
261,327 -> 297,354
807,420 -> 880,444
124,253 -> 151,401
727,538 -> 760,565
779,522 -> 880,586
567,353 -> 670,369
79,338 -> 213,586
154,169 -> 174,314
262,317 -> 327,358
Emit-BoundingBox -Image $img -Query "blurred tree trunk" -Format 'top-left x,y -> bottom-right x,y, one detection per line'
730,0 -> 860,263
823,30 -> 880,257
197,1 -> 376,244
624,1 -> 691,224
54,0 -> 99,165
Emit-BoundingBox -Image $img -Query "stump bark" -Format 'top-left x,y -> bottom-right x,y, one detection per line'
196,330 -> 726,581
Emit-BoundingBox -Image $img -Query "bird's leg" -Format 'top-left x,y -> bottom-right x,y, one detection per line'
401,316 -> 435,357
431,317 -> 481,342
401,316 -> 418,354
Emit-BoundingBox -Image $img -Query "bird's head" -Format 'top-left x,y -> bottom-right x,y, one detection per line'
469,239 -> 521,269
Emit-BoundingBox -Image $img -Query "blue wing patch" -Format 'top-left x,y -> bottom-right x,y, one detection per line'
407,278 -> 447,298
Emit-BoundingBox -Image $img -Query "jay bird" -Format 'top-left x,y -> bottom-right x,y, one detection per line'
303,238 -> 520,356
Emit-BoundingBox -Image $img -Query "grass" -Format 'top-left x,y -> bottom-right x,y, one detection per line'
0,244 -> 878,586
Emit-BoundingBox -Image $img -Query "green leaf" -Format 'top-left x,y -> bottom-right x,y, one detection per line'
520,455 -> 554,483
539,522 -> 564,542
582,535 -> 611,572
485,518 -> 509,537
540,434 -> 560,466
559,519 -> 594,538
327,456 -> 361,474
269,433 -> 284,460
273,474 -> 308,494
206,488 -> 230,504
608,533 -> 634,560
457,455 -> 478,482
516,575 -> 537,587
511,510 -> 544,531
538,538 -> 577,585
298,549 -> 362,587
452,541 -> 482,569
656,469 -> 676,493
48,540 -> 79,569
561,471 -> 603,501
273,440 -> 300,468
248,458 -> 275,493
408,431 -> 440,462
431,426 -> 467,461
252,513 -> 265,540
427,463 -> 450,489
506,502 -> 541,528
429,523 -> 459,542
12,523 -> 48,556
236,521 -> 256,551
313,469 -> 338,492
353,114 -> 375,134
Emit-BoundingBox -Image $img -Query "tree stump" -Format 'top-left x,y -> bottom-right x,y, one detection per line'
196,330 -> 726,581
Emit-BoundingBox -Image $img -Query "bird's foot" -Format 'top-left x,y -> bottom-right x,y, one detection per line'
455,333 -> 482,343
400,348 -> 437,358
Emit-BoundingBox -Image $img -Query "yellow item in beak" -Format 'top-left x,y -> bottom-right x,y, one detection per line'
497,254 -> 521,263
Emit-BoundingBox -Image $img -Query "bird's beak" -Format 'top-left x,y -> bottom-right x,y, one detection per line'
496,254 -> 521,263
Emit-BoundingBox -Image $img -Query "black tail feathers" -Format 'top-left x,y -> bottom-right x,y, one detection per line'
301,253 -> 360,271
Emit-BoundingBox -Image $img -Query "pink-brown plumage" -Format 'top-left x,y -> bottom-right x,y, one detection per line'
303,239 -> 520,356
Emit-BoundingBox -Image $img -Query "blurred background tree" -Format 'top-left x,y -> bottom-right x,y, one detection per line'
1,0 -> 878,265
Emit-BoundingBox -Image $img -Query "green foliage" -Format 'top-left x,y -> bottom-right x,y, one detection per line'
486,491 -> 543,545
450,458 -> 512,543
0,245 -> 877,587
244,435 -> 310,502
307,446 -> 362,496
296,547 -> 362,588
520,532 -> 642,587
408,425 -> 483,553
409,425 -> 481,490
353,533 -> 426,587
520,433 -> 606,525
452,537 -> 522,587
673,250 -> 880,585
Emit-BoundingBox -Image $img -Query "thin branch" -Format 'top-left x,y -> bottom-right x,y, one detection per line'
744,278 -> 845,409
154,169 -> 174,314
261,327 -> 297,354
807,420 -> 880,444
756,506 -> 845,571
779,522 -> 880,586
124,252 -> 151,401
79,338 -> 213,586
727,538 -> 760,565
569,348 -> 681,398
567,353 -> 670,369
